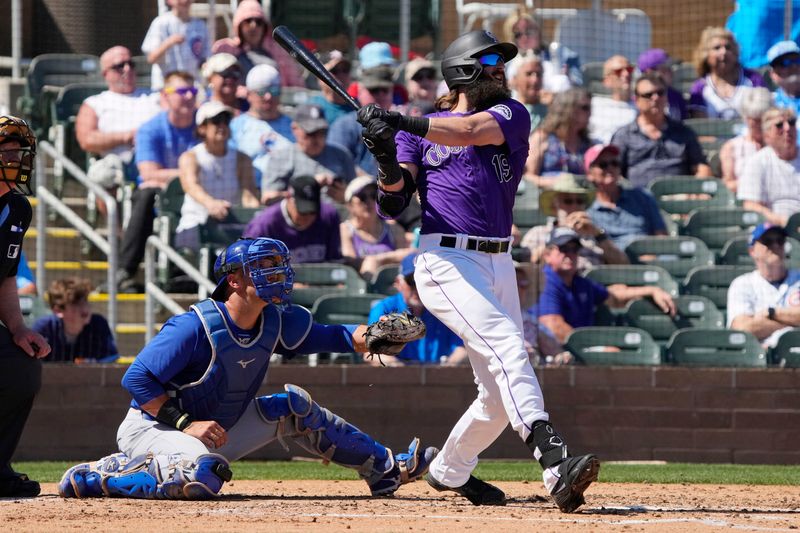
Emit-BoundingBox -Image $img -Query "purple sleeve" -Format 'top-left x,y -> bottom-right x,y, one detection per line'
486,100 -> 531,155
396,130 -> 421,166
243,209 -> 268,238
591,280 -> 610,305
323,205 -> 342,261
688,79 -> 707,113
744,68 -> 766,88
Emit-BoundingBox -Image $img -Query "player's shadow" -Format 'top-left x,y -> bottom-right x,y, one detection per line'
220,493 -> 425,502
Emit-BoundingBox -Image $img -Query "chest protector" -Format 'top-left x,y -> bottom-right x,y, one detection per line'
171,299 -> 281,430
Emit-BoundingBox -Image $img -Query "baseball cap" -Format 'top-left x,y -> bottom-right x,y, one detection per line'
202,53 -> 240,81
344,176 -> 377,202
400,252 -> 417,278
195,101 -> 235,126
405,57 -> 436,84
360,66 -> 394,90
583,143 -> 621,174
637,48 -> 672,72
246,64 -> 281,93
289,175 -> 321,214
538,173 -> 595,215
359,41 -> 396,69
547,226 -> 581,248
292,104 -> 328,133
749,223 -> 787,247
767,40 -> 800,65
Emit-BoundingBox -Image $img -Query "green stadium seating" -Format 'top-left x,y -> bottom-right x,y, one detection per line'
368,263 -> 399,295
681,265 -> 752,310
624,295 -> 724,347
625,236 -> 713,279
682,207 -> 764,253
311,293 -> 384,325
785,211 -> 800,242
564,326 -> 661,366
585,264 -> 679,297
768,329 -> 800,367
512,206 -> 548,234
648,176 -> 734,218
291,263 -> 367,308
684,118 -> 740,140
666,328 -> 767,367
719,236 -> 800,269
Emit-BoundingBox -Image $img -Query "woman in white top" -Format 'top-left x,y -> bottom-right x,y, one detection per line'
720,87 -> 773,193
174,101 -> 259,250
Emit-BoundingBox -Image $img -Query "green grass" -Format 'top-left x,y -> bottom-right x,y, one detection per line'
17,460 -> 800,485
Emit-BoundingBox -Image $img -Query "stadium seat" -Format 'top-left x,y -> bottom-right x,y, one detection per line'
768,329 -> 800,367
311,293 -> 384,325
585,264 -> 679,297
580,61 -> 607,95
624,236 -> 713,279
648,176 -> 734,219
624,295 -> 724,347
564,326 -> 661,366
719,236 -> 800,268
666,328 -> 767,367
199,207 -> 260,250
512,206 -> 548,234
291,263 -> 367,308
368,263 -> 399,295
660,208 -> 679,236
682,207 -> 764,254
681,265 -> 752,311
684,118 -> 740,140
155,178 -> 184,285
785,211 -> 800,242
673,61 -> 697,99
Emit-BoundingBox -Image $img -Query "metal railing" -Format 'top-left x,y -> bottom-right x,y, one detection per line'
144,235 -> 215,342
35,141 -> 119,331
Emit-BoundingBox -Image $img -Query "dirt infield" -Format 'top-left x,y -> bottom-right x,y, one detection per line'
4,481 -> 800,532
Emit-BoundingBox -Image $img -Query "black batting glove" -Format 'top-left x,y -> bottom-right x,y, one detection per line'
357,104 -> 402,130
362,128 -> 397,164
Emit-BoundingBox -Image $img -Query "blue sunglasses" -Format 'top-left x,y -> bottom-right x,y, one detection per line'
478,53 -> 503,66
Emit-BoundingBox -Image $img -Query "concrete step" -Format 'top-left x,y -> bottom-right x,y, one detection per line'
22,226 -> 110,262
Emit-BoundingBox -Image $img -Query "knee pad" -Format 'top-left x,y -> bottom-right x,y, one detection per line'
180,454 -> 232,499
526,421 -> 569,469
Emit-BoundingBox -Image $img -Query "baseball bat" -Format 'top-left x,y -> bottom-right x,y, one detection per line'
272,25 -> 361,111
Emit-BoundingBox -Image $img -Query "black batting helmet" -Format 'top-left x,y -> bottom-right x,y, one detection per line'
441,30 -> 518,89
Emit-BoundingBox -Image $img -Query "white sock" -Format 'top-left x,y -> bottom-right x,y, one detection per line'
542,465 -> 560,494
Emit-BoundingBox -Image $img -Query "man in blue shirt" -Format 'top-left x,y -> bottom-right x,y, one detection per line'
113,71 -> 199,293
58,237 -> 436,500
367,252 -> 465,365
767,40 -> 800,117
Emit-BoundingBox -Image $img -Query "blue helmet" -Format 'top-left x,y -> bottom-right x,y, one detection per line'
210,238 -> 294,306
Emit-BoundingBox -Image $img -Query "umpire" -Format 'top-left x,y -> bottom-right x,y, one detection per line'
0,115 -> 51,498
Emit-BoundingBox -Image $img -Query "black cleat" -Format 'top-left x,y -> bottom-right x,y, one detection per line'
551,455 -> 600,513
0,472 -> 41,498
426,473 -> 506,506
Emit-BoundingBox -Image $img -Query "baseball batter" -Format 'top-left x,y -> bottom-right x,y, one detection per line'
357,30 -> 599,512
59,238 -> 436,500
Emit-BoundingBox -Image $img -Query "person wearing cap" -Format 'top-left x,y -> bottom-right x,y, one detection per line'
720,87 -> 772,193
688,27 -> 766,119
520,172 -> 627,268
340,176 -> 411,278
261,104 -> 355,205
366,252 -> 466,366
507,52 -> 548,133
202,53 -> 244,112
636,48 -> 688,121
767,40 -> 800,116
111,71 -> 200,293
611,72 -> 712,189
76,45 -> 161,204
739,107 -> 800,226
229,64 -> 295,188
589,55 -> 637,143
243,175 -> 343,263
538,226 -> 675,349
401,57 -> 438,116
309,51 -> 354,125
141,0 -> 209,90
211,0 -> 303,85
174,101 -> 259,250
728,223 -> 800,348
329,66 -> 399,177
583,143 -> 668,252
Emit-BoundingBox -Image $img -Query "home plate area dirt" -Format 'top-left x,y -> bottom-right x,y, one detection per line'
3,481 -> 799,532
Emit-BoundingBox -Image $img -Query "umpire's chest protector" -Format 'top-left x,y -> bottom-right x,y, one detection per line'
173,299 -> 280,430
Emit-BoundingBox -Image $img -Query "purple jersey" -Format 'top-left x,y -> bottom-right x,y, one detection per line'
395,98 -> 530,238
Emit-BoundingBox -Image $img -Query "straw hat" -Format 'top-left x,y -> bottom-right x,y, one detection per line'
538,173 -> 595,216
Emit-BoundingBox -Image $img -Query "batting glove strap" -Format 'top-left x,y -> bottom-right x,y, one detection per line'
399,115 -> 430,138
156,399 -> 195,431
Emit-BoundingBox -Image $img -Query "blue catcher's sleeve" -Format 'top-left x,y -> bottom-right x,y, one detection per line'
276,322 -> 358,357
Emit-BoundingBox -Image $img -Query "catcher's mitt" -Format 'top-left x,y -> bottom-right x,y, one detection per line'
363,312 -> 426,363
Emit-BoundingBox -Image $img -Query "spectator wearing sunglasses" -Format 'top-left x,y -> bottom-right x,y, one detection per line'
201,53 -> 245,113
720,87 -> 772,194
739,107 -> 800,226
308,51 -> 355,125
110,71 -> 200,293
537,227 -> 675,351
589,55 -> 637,143
636,48 -> 688,121
767,40 -> 800,117
76,46 -> 161,199
521,172 -> 627,270
728,223 -> 800,348
211,0 -> 303,86
611,73 -> 712,189
584,143 -> 668,252
399,58 -> 438,117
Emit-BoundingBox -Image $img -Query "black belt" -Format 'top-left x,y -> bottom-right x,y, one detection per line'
440,236 -> 510,254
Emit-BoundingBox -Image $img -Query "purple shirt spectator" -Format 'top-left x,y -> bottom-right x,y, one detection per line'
689,69 -> 766,119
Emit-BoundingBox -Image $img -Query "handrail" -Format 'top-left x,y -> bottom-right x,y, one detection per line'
35,141 -> 119,331
144,235 -> 216,342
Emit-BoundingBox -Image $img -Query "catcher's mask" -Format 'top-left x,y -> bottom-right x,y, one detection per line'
0,115 -> 36,195
441,30 -> 517,89
211,237 -> 294,307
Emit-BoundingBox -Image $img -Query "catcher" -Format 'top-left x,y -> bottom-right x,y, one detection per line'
59,237 -> 433,500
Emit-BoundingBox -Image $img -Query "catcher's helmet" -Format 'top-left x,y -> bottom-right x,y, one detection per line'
211,238 -> 294,306
441,30 -> 518,89
0,115 -> 36,195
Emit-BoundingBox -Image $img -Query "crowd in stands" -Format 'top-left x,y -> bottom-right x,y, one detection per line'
20,0 -> 800,366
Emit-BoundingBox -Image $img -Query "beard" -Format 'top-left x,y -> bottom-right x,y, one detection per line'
465,75 -> 511,111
